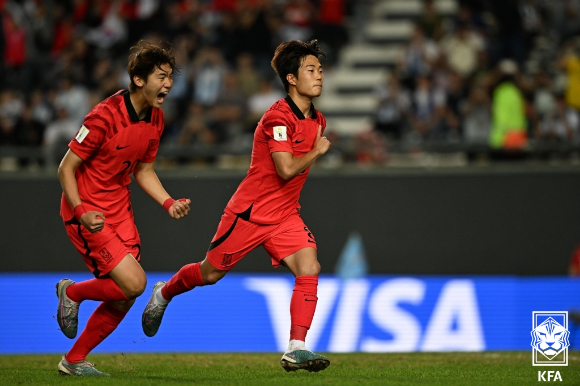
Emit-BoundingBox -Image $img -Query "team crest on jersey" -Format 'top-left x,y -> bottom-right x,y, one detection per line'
273,126 -> 287,141
222,253 -> 233,267
99,247 -> 113,263
75,125 -> 89,143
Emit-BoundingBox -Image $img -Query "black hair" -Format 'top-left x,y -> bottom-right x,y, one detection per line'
271,40 -> 326,93
127,40 -> 178,92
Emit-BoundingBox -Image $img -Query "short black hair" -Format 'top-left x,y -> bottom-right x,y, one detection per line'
127,40 -> 178,92
271,40 -> 326,93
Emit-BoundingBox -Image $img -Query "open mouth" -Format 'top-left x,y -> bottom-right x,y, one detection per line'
156,91 -> 168,104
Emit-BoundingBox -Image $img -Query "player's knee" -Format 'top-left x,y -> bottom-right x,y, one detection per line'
313,261 -> 321,275
122,276 -> 147,299
304,260 -> 321,276
203,270 -> 226,285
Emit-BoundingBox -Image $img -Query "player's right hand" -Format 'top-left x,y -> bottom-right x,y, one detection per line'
314,125 -> 331,155
80,211 -> 105,233
169,198 -> 191,219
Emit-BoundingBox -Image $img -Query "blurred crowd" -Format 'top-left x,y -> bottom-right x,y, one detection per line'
0,0 -> 351,168
1,0 -> 580,170
370,0 -> 580,164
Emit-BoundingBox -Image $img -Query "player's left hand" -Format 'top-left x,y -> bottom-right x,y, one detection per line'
169,198 -> 191,219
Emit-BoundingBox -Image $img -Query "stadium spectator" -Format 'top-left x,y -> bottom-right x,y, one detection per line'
453,2 -> 487,34
0,113 -> 17,146
559,39 -> 580,112
0,89 -> 24,124
439,21 -> 485,79
13,104 -> 44,148
192,46 -> 227,107
246,78 -> 286,131
279,0 -> 316,43
462,84 -> 491,146
54,77 -> 90,125
408,74 -> 455,142
29,89 -> 54,126
207,71 -> 246,142
373,75 -> 410,140
314,0 -> 349,65
50,3 -> 74,59
42,108 -> 78,167
417,0 -> 445,42
536,93 -> 579,142
178,102 -> 217,148
161,36 -> 195,134
2,6 -> 26,89
354,130 -> 388,165
532,70 -> 557,119
233,3 -> 276,74
488,0 -> 526,66
397,25 -> 439,84
444,71 -> 467,127
234,52 -> 262,97
520,0 -> 546,52
489,60 -> 528,149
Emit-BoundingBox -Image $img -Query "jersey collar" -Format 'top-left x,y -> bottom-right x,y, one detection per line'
284,95 -> 318,120
122,90 -> 152,123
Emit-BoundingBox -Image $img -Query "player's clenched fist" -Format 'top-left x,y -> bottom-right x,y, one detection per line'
314,125 -> 331,155
163,198 -> 191,219
79,211 -> 106,233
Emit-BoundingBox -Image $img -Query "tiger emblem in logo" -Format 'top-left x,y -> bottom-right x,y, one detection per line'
531,317 -> 570,360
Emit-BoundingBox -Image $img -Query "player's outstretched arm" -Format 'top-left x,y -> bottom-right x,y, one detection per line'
57,150 -> 105,233
272,126 -> 331,180
133,161 -> 191,219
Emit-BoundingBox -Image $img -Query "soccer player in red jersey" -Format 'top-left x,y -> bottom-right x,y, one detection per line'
55,41 -> 191,376
142,40 -> 332,372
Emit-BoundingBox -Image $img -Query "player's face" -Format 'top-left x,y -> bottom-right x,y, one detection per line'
142,63 -> 173,108
294,55 -> 324,98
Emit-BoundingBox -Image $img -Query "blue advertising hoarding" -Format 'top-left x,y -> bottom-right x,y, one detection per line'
1,273 -> 578,354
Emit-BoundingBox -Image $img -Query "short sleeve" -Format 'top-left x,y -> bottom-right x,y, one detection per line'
141,110 -> 164,163
68,114 -> 107,160
319,113 -> 327,135
141,138 -> 160,163
261,112 -> 293,153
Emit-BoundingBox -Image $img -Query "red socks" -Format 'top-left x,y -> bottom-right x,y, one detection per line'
66,278 -> 130,303
161,262 -> 205,300
289,275 -> 318,342
65,302 -> 128,363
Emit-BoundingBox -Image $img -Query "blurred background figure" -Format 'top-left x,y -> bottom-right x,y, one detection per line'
489,60 -> 527,150
43,108 -> 78,168
373,74 -> 410,141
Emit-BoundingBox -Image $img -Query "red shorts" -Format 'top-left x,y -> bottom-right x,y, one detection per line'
63,215 -> 141,278
206,209 -> 317,270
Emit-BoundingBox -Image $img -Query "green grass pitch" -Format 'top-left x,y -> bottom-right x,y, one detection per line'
1,352 -> 578,385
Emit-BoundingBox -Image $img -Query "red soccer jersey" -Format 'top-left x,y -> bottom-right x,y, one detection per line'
227,95 -> 326,224
60,90 -> 164,224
